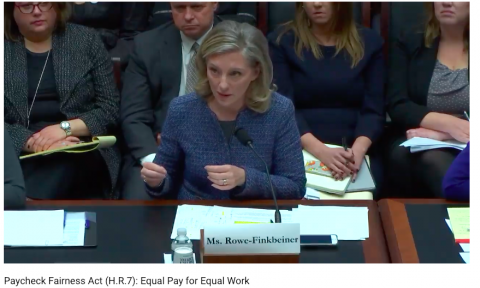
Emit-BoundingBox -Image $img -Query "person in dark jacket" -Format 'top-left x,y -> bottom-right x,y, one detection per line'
70,2 -> 154,69
141,21 -> 306,200
4,2 -> 121,199
385,2 -> 469,198
120,2 -> 221,199
148,2 -> 256,29
443,142 -> 469,201
4,128 -> 26,210
268,2 -> 385,196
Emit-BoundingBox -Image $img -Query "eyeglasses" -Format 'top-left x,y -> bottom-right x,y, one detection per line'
15,2 -> 53,14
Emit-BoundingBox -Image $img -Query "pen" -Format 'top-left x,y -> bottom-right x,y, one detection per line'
342,137 -> 347,152
464,111 -> 470,121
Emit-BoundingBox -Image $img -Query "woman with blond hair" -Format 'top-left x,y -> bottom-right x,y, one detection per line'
268,2 -> 385,196
386,2 -> 469,198
141,20 -> 306,200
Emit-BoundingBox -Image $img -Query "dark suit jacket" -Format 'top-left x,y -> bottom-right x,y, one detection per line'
121,18 -> 222,163
4,128 -> 26,210
4,23 -> 121,199
148,2 -> 255,30
387,32 -> 441,131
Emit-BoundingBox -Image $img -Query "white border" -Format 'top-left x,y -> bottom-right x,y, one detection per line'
1,1 -> 478,287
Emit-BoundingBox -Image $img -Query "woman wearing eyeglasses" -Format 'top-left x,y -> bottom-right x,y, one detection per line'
4,2 -> 121,200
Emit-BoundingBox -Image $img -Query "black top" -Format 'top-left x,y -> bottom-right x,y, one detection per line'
26,50 -> 65,132
4,129 -> 26,210
268,27 -> 385,146
386,32 -> 469,132
218,120 -> 237,143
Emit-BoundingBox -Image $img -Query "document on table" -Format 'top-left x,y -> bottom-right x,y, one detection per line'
170,205 -> 215,239
63,212 -> 86,246
4,210 -> 65,247
170,205 -> 369,241
287,205 -> 369,240
170,205 -> 292,240
447,208 -> 470,242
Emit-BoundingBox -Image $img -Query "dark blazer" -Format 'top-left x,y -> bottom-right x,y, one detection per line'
121,17 -> 222,164
146,93 -> 306,200
4,128 -> 26,210
4,23 -> 121,199
268,27 -> 385,146
387,32 -> 440,131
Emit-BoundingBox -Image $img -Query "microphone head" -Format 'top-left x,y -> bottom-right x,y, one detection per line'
234,127 -> 253,146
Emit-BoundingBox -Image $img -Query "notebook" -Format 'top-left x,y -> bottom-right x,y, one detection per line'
303,146 -> 376,195
20,136 -> 116,160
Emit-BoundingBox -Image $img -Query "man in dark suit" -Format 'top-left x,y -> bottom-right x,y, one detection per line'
148,2 -> 256,30
120,2 -> 221,199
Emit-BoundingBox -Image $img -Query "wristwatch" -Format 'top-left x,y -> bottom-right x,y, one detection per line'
60,121 -> 72,136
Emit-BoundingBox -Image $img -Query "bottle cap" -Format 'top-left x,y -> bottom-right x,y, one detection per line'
177,228 -> 187,236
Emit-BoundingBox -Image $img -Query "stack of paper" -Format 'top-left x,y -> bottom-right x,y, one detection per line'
170,205 -> 369,241
170,205 -> 292,239
4,210 -> 65,247
287,205 -> 369,240
400,137 -> 466,153
445,208 -> 470,264
447,208 -> 470,243
4,210 -> 86,247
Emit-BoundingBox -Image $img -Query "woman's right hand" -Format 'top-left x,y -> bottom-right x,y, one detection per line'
141,162 -> 167,188
448,118 -> 470,143
315,146 -> 355,179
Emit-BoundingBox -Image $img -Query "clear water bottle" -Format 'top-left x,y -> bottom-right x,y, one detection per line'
171,228 -> 193,252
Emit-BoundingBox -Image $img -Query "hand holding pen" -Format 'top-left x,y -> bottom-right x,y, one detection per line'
326,137 -> 355,181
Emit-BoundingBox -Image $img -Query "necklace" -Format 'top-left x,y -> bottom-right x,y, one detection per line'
26,49 -> 51,129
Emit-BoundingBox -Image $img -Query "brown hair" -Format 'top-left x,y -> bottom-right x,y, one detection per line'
424,2 -> 469,51
4,2 -> 72,42
276,2 -> 364,68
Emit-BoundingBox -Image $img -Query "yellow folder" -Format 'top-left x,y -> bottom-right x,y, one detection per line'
19,136 -> 116,160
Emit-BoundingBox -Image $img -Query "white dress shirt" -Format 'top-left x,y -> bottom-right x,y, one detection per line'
140,25 -> 213,166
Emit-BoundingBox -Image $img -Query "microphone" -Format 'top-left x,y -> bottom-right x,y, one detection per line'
234,127 -> 281,223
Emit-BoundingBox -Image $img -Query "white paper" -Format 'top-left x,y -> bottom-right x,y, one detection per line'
170,205 -> 214,239
4,210 -> 65,247
445,219 -> 452,232
460,252 -> 470,263
63,212 -> 86,246
401,137 -> 466,153
171,205 -> 369,242
170,205 -> 292,240
164,253 -> 196,264
460,244 -> 470,253
289,206 -> 369,240
228,207 -> 292,224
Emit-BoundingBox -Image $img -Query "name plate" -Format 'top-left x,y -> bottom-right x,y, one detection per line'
203,223 -> 300,255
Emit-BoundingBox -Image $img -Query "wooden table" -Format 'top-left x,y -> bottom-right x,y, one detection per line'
5,200 -> 389,263
378,199 -> 469,263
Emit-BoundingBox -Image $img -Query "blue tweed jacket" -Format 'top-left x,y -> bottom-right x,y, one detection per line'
145,92 -> 306,200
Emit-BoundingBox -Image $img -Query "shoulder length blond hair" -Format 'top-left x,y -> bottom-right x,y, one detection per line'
277,2 -> 364,68
424,2 -> 469,51
195,20 -> 274,113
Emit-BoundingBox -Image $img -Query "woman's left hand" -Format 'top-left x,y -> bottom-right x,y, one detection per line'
205,165 -> 246,190
331,148 -> 365,182
28,124 -> 67,152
